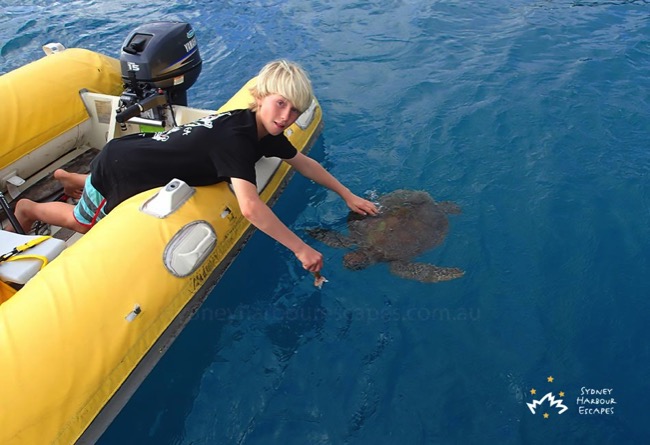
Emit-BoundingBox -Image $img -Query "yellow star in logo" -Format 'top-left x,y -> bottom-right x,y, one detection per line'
559,391 -> 565,397
547,376 -> 554,383
543,413 -> 549,419
530,388 -> 536,395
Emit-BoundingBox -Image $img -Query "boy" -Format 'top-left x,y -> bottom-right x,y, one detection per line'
13,60 -> 378,273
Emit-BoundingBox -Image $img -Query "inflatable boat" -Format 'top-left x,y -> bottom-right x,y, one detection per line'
0,22 -> 322,444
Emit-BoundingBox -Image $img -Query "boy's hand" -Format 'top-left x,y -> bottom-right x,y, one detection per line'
294,243 -> 324,272
345,194 -> 379,216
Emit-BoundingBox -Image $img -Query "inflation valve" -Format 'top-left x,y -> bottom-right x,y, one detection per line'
125,304 -> 142,322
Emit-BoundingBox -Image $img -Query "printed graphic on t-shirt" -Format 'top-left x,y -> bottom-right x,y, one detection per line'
152,112 -> 232,142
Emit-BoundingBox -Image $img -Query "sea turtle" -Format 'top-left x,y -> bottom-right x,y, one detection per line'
308,190 -> 464,283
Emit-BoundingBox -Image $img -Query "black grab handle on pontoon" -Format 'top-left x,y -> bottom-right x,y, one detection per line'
0,191 -> 25,234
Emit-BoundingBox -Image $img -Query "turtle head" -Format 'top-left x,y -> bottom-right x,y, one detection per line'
343,250 -> 374,270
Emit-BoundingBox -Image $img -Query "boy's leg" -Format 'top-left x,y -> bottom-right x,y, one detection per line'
53,169 -> 87,200
14,199 -> 90,234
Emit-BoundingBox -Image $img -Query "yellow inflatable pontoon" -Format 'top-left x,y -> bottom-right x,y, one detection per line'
0,24 -> 322,445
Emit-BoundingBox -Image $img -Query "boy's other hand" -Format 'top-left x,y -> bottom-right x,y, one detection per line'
345,194 -> 379,216
295,244 -> 324,272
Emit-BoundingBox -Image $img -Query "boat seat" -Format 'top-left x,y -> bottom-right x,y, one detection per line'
0,231 -> 66,284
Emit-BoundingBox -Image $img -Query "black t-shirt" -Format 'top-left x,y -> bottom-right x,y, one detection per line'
90,109 -> 297,213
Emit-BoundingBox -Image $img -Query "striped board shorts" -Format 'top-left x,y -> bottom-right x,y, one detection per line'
73,175 -> 107,228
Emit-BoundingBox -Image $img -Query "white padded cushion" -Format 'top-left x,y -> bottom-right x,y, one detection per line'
0,231 -> 66,284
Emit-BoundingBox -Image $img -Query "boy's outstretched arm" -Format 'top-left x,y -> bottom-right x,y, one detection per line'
285,152 -> 379,216
231,178 -> 323,272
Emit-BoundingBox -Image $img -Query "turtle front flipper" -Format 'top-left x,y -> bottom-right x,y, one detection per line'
306,228 -> 354,248
389,261 -> 464,283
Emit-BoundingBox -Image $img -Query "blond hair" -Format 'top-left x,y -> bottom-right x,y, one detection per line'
249,60 -> 314,113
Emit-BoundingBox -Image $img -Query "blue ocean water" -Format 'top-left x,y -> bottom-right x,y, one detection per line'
2,1 -> 650,443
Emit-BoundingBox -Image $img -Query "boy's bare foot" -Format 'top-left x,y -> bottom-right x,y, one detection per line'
53,169 -> 85,200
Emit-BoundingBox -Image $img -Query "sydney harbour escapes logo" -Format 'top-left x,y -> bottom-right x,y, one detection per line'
526,376 -> 617,419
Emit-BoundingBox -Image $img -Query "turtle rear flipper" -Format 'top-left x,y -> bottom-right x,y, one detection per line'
389,261 -> 464,283
306,228 -> 354,248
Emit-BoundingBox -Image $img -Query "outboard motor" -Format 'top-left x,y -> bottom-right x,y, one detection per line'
116,21 -> 202,126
